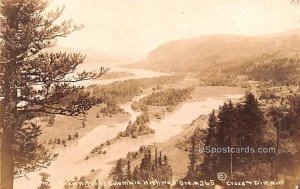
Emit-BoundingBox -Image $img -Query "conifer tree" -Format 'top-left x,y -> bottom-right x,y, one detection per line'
187,135 -> 196,180
132,166 -> 140,181
113,159 -> 126,181
126,160 -> 131,180
241,93 -> 264,148
199,111 -> 219,179
204,110 -> 218,148
154,147 -> 158,171
215,101 -> 236,174
0,1 -> 106,188
159,151 -> 163,167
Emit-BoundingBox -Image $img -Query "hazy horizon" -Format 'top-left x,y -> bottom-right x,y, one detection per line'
50,0 -> 300,60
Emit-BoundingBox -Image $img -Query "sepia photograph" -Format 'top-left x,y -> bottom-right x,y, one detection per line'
0,0 -> 300,189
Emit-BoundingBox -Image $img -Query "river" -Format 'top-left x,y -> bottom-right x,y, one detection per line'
73,63 -> 169,86
14,64 -> 243,189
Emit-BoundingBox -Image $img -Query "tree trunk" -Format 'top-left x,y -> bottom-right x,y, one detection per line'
1,128 -> 14,189
1,61 -> 18,189
1,97 -> 15,189
0,101 -> 3,187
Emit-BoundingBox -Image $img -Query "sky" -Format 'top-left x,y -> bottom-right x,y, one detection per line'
50,0 -> 300,60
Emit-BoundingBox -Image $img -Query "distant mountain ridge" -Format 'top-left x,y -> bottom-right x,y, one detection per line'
128,29 -> 300,72
48,46 -> 128,65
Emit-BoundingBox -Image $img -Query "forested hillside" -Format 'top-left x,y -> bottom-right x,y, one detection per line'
128,29 -> 300,73
220,56 -> 300,85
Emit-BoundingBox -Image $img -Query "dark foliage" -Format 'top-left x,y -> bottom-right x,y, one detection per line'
110,147 -> 173,189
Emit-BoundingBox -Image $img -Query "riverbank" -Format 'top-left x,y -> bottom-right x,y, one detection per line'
96,71 -> 135,80
38,106 -> 130,150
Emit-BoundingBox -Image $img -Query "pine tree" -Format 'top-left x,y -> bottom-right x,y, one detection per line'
154,147 -> 158,171
159,151 -> 163,167
199,110 -> 219,179
113,159 -> 126,181
0,1 -> 107,187
205,110 -> 218,148
163,154 -> 168,164
241,93 -> 264,148
187,135 -> 196,180
126,160 -> 131,180
132,166 -> 140,181
215,101 -> 236,174
147,149 -> 152,170
217,101 -> 237,147
161,154 -> 173,186
140,151 -> 149,171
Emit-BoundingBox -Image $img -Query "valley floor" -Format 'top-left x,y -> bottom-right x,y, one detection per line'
29,74 -> 246,189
